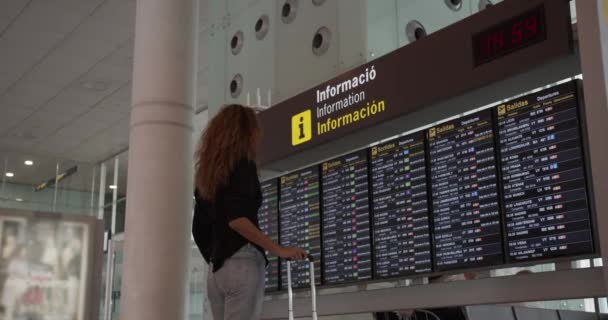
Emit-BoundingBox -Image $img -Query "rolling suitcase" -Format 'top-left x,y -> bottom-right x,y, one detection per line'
286,254 -> 318,320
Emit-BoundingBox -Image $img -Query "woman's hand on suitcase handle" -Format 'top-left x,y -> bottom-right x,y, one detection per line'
278,246 -> 308,260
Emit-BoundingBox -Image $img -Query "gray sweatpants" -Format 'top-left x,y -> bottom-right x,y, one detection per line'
207,244 -> 266,320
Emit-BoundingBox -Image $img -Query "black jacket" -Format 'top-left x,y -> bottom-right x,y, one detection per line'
192,159 -> 267,272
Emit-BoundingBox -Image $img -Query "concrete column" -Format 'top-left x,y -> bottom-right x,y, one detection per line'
119,0 -> 198,319
576,0 -> 608,295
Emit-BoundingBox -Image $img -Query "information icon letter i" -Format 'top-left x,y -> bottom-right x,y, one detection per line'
291,110 -> 312,146
298,117 -> 305,139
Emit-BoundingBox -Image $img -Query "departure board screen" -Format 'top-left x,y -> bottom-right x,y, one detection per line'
497,81 -> 594,262
321,150 -> 372,284
279,167 -> 322,288
428,110 -> 504,270
370,132 -> 433,278
258,179 -> 280,291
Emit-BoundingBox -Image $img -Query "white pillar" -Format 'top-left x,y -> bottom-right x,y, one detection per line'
576,0 -> 608,295
119,0 -> 197,319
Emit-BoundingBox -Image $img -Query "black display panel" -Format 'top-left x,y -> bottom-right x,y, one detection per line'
370,132 -> 433,278
321,150 -> 373,284
279,167 -> 322,288
473,5 -> 547,66
428,110 -> 504,270
497,81 -> 594,262
258,179 -> 280,291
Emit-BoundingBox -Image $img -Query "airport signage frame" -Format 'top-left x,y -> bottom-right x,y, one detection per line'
257,0 -> 573,166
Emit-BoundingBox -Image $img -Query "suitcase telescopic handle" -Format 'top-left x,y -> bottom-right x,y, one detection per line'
286,255 -> 317,320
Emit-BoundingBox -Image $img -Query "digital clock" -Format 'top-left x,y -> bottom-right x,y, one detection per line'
473,6 -> 547,66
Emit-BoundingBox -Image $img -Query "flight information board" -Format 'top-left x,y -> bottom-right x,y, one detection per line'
279,166 -> 322,288
321,150 -> 373,284
370,132 -> 433,278
497,81 -> 594,262
258,179 -> 280,291
428,110 -> 504,270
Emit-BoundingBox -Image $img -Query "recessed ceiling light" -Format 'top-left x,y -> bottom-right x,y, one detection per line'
109,185 -> 117,190
24,160 -> 34,166
15,198 -> 23,202
5,172 -> 14,178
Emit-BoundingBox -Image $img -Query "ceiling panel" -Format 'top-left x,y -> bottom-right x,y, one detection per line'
39,94 -> 92,118
65,137 -> 116,163
87,0 -> 136,29
23,56 -> 90,89
35,120 -> 113,156
0,80 -> 62,110
32,140 -> 80,159
70,20 -> 132,48
0,73 -> 14,93
83,62 -> 133,84
76,108 -> 125,126
0,26 -> 65,52
53,124 -> 102,146
0,0 -> 209,171
0,19 -> 11,35
94,84 -> 131,114
0,137 -> 37,155
0,31 -> 65,82
0,106 -> 34,136
0,0 -> 30,20
64,117 -> 130,163
0,0 -> 111,93
7,109 -> 73,141
101,40 -> 134,67
0,43 -> 48,78
53,37 -> 118,69
111,117 -> 130,142
10,0 -> 103,35
49,80 -> 125,114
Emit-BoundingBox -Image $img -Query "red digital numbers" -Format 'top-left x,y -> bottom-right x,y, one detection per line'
512,21 -> 523,44
513,15 -> 538,44
484,30 -> 504,55
526,15 -> 538,35
474,7 -> 545,66
483,15 -> 539,55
